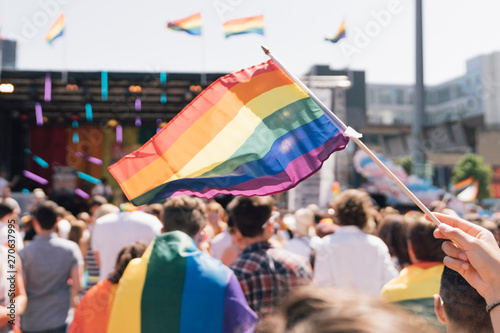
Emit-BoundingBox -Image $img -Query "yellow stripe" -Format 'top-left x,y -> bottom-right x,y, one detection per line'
166,83 -> 307,182
380,264 -> 444,302
224,20 -> 263,33
107,242 -> 154,332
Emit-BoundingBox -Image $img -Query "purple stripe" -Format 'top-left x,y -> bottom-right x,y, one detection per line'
171,132 -> 347,198
222,268 -> 257,333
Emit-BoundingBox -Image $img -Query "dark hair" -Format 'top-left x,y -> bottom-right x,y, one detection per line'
69,220 -> 87,244
256,286 -> 438,333
0,203 -> 13,220
407,218 -> 445,262
34,202 -> 58,230
162,195 -> 207,237
377,214 -> 411,268
228,196 -> 274,238
332,190 -> 373,228
108,242 -> 147,284
144,203 -> 163,219
440,266 -> 493,332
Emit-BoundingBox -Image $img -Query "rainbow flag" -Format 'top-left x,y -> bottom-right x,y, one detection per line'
109,59 -> 349,205
107,231 -> 257,332
325,20 -> 346,43
223,15 -> 264,38
167,13 -> 201,35
450,177 -> 474,193
457,181 -> 479,202
45,13 -> 64,44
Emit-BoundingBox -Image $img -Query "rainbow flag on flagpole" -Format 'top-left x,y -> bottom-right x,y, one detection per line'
45,13 -> 64,44
109,59 -> 349,205
167,13 -> 202,35
223,15 -> 264,38
450,177 -> 474,193
456,181 -> 479,202
107,231 -> 257,332
325,20 -> 346,43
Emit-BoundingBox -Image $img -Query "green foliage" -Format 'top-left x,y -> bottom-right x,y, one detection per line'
397,156 -> 413,175
452,154 -> 493,200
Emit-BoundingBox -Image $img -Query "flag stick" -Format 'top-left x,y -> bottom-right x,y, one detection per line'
261,45 -> 441,226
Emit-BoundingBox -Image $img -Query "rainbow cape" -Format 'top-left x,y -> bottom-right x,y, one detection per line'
107,231 -> 257,333
109,59 -> 349,205
325,20 -> 346,43
223,15 -> 264,37
45,13 -> 64,44
167,13 -> 201,35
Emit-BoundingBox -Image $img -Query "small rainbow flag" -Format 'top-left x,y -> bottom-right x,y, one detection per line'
109,59 -> 349,205
107,231 -> 257,332
45,13 -> 64,44
450,177 -> 474,193
167,13 -> 201,36
325,20 -> 346,43
456,181 -> 479,202
223,15 -> 264,38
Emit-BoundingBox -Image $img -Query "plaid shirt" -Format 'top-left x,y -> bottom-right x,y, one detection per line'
229,241 -> 312,317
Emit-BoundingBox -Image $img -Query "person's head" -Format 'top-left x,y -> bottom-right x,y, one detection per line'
228,196 -> 275,238
331,189 -> 373,228
294,208 -> 315,237
407,217 -> 445,263
108,242 -> 147,284
94,203 -> 120,221
377,214 -> 411,268
256,285 -> 438,333
434,266 -> 493,333
33,202 -> 59,231
144,203 -> 163,220
69,220 -> 87,244
89,195 -> 108,215
207,201 -> 226,224
161,195 -> 207,239
0,203 -> 13,222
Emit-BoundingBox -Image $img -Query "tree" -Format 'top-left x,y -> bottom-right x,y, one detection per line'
397,156 -> 412,175
452,154 -> 493,200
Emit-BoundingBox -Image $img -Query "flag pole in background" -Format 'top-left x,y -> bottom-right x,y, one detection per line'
261,45 -> 441,226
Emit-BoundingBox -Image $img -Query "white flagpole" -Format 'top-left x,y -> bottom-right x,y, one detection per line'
261,46 -> 441,226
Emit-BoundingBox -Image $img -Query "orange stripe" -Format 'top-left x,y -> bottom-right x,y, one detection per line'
112,70 -> 293,200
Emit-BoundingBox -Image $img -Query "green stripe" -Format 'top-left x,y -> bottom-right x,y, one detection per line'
141,231 -> 195,332
131,97 -> 323,204
199,97 -> 323,178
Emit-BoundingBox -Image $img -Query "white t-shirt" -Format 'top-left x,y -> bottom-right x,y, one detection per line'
210,231 -> 233,261
285,236 -> 321,260
314,225 -> 398,297
91,211 -> 162,281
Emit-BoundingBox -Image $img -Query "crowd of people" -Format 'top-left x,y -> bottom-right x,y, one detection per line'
0,181 -> 498,332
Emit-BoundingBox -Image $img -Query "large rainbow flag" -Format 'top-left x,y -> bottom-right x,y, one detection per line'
325,20 -> 346,43
109,59 -> 349,205
167,13 -> 201,35
107,231 -> 257,332
45,13 -> 64,44
223,15 -> 264,37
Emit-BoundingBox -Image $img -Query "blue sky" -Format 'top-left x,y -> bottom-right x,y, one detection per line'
1,0 -> 500,84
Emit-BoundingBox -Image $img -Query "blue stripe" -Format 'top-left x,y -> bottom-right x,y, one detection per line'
225,28 -> 264,38
180,251 -> 227,333
132,113 -> 342,204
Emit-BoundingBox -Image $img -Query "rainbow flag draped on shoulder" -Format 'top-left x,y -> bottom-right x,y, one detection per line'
109,59 -> 349,205
107,231 -> 257,333
167,13 -> 201,35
